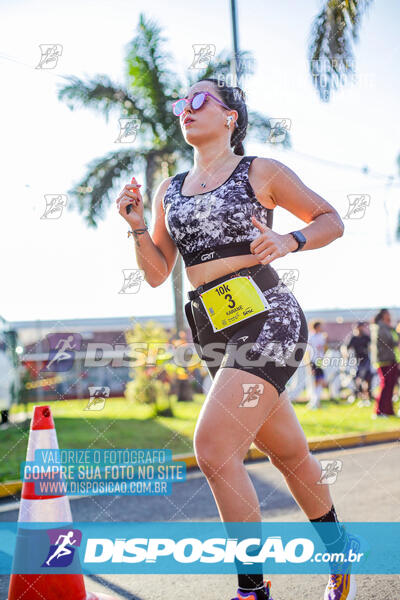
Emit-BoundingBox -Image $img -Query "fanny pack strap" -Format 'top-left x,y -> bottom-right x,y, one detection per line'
188,266 -> 275,301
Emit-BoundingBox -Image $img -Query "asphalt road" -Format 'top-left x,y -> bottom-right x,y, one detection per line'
1,441 -> 399,600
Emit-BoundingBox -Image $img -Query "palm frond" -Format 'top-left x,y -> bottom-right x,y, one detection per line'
248,110 -> 291,148
57,74 -> 151,125
67,149 -> 141,227
308,0 -> 373,101
186,48 -> 256,87
125,14 -> 174,117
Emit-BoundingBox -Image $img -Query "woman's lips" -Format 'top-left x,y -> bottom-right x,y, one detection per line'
183,119 -> 195,127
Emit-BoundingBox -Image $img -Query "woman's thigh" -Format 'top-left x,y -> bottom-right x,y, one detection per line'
194,367 -> 280,469
253,390 -> 310,473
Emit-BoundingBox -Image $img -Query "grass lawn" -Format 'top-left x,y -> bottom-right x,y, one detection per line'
0,395 -> 399,483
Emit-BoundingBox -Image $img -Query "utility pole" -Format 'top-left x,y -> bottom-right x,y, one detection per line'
230,0 -> 240,87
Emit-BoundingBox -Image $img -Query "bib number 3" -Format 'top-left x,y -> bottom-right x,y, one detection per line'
215,284 -> 236,309
199,276 -> 270,332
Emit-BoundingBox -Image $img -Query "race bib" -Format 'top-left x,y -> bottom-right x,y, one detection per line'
199,275 -> 270,332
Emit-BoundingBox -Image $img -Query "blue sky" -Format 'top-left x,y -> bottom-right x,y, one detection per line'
0,0 -> 399,322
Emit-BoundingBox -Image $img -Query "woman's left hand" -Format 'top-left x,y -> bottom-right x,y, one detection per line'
250,215 -> 297,264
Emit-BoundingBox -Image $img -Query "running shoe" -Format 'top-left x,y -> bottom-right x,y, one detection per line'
324,573 -> 356,600
231,579 -> 273,600
324,533 -> 360,599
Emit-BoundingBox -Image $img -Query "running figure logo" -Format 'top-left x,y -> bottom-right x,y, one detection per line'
267,118 -> 291,143
42,528 -> 82,568
115,118 -> 141,143
35,44 -> 63,69
317,459 -> 343,484
239,383 -> 264,408
276,269 -> 299,293
85,386 -> 110,411
41,194 -> 68,219
343,194 -> 370,219
42,333 -> 82,372
119,269 -> 145,294
193,194 -> 218,219
189,44 -> 216,69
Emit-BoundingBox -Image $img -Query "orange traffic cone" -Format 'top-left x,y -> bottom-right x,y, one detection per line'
8,405 -> 117,600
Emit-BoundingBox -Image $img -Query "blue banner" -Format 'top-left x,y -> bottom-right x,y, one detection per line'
0,522 -> 398,574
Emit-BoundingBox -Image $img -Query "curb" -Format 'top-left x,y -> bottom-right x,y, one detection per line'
1,429 -> 399,499
174,428 -> 400,469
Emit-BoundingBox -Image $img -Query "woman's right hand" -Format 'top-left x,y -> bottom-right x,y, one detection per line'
116,178 -> 145,229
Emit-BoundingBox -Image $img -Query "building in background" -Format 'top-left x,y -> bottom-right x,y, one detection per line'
6,307 -> 400,404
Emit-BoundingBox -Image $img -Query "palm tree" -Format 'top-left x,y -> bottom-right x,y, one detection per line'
308,1 -> 400,241
57,13 -> 290,331
308,0 -> 373,102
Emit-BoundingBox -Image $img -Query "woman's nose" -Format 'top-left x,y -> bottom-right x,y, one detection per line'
182,102 -> 193,118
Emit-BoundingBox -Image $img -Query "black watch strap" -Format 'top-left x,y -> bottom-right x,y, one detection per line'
289,230 -> 306,252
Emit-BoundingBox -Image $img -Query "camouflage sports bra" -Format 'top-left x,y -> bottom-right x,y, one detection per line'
162,155 -> 273,267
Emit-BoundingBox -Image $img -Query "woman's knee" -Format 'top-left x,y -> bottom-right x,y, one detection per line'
194,424 -> 215,474
193,425 -> 241,476
268,440 -> 312,478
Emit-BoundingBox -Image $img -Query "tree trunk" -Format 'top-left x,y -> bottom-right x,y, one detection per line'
172,254 -> 185,333
150,157 -> 185,334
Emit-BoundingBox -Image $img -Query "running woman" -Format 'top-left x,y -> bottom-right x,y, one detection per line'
116,78 -> 357,600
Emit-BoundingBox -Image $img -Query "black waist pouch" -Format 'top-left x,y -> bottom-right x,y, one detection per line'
184,264 -> 280,359
184,299 -> 205,359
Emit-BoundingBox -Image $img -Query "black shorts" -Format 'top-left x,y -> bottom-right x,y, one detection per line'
356,357 -> 372,382
311,363 -> 325,381
184,264 -> 309,395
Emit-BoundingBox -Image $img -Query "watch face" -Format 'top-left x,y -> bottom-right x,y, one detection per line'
292,231 -> 306,251
296,232 -> 306,244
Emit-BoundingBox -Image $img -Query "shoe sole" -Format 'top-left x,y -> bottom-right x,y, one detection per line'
347,574 -> 357,600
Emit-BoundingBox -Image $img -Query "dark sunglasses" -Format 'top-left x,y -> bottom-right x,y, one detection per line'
172,91 -> 231,116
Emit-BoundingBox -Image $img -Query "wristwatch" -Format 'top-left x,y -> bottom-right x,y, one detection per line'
289,230 -> 306,252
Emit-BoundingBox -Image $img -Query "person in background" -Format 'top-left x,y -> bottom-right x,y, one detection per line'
347,322 -> 373,407
394,321 -> 400,407
171,329 -> 188,347
308,321 -> 328,409
370,309 -> 399,417
0,339 -> 14,426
